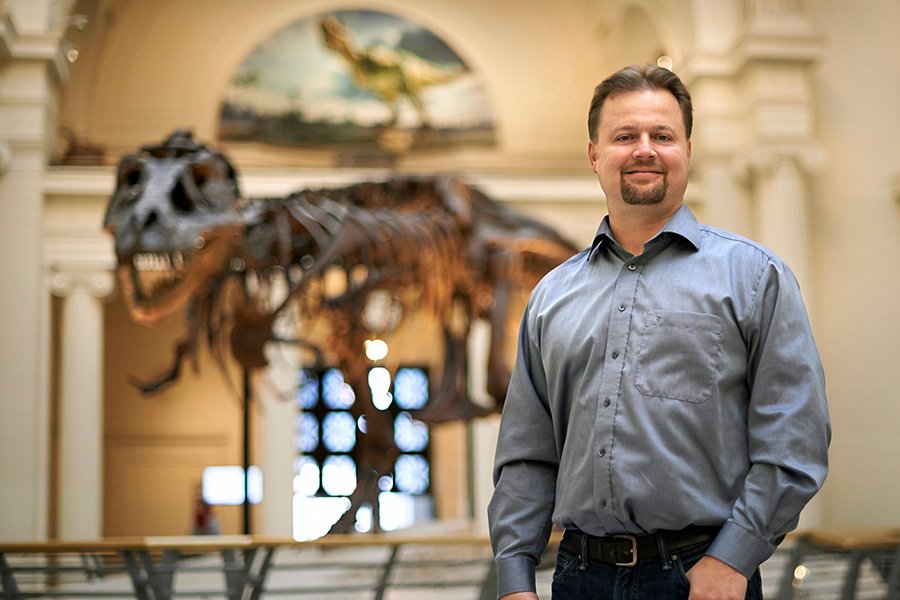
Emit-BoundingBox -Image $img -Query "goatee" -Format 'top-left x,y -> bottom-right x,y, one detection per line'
621,175 -> 667,205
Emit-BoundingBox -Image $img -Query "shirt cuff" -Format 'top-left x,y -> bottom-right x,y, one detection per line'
496,555 -> 537,597
705,520 -> 775,579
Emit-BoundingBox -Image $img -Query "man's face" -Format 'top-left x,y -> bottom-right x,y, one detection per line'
588,89 -> 691,214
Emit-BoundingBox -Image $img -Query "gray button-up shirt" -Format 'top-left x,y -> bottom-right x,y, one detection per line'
488,204 -> 830,597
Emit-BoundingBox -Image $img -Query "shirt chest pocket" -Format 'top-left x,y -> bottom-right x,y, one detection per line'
634,310 -> 723,404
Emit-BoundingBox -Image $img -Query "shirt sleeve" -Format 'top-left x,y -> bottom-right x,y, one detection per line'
488,305 -> 559,597
706,259 -> 831,577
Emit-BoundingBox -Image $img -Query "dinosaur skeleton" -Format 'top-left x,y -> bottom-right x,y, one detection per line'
104,130 -> 577,530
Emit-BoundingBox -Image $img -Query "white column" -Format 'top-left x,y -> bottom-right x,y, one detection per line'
747,147 -> 824,311
51,270 -> 114,540
257,286 -> 300,536
0,142 -> 51,541
754,157 -> 812,295
702,158 -> 754,238
0,0 -> 69,540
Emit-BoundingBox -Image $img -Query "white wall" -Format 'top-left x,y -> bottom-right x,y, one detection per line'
810,0 -> 900,526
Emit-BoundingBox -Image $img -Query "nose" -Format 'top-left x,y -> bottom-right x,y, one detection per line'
633,134 -> 656,159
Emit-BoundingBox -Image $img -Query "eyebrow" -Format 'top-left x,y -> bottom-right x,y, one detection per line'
609,123 -> 678,135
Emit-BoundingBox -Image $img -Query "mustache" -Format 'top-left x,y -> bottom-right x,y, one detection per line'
623,160 -> 664,172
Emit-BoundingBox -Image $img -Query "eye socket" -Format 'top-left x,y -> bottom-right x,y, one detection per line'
115,161 -> 145,203
191,163 -> 210,188
119,161 -> 144,188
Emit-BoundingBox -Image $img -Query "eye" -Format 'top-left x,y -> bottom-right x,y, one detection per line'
615,134 -> 633,142
655,134 -> 673,142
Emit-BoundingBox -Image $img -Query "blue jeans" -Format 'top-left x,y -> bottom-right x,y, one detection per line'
550,538 -> 763,599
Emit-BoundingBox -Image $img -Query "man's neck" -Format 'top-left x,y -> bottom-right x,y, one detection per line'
608,203 -> 682,256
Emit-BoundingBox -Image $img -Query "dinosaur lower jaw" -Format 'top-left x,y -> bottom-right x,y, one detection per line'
117,227 -> 244,326
117,260 -> 205,327
131,251 -> 187,300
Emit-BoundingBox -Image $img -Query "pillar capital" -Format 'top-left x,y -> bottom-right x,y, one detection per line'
49,268 -> 115,299
732,142 -> 826,185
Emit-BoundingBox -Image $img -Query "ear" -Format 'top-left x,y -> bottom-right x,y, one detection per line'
587,141 -> 599,174
687,139 -> 692,162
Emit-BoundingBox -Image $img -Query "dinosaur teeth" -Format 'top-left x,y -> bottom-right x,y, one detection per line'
134,252 -> 169,272
131,252 -> 188,299
133,252 -> 187,272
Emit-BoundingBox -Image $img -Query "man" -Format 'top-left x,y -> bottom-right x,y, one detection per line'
487,64 -> 830,600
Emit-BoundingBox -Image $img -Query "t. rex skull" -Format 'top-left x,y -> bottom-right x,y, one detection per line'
103,130 -> 245,325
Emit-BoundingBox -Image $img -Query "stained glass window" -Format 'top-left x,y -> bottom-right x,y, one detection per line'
394,454 -> 430,495
322,411 -> 356,452
322,455 -> 357,496
394,367 -> 429,409
294,365 -> 432,539
296,370 -> 319,409
296,413 -> 319,453
394,412 -> 429,452
293,456 -> 320,496
322,368 -> 355,409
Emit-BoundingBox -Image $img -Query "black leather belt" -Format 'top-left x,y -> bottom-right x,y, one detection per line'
560,525 -> 720,567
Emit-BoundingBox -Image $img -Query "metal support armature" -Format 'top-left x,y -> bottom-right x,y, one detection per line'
120,548 -> 179,600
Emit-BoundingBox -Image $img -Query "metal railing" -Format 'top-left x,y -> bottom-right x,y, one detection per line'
1,528 -> 897,599
0,533 -> 504,600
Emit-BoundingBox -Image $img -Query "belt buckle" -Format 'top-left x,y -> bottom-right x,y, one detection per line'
613,535 -> 638,567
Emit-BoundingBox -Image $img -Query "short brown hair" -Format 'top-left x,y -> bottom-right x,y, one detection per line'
587,64 -> 693,142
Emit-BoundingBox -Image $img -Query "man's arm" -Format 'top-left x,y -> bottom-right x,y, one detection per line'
488,308 -> 558,597
706,259 -> 831,577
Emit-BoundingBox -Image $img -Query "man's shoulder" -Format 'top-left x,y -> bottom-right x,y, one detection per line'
697,224 -> 784,266
527,248 -> 590,300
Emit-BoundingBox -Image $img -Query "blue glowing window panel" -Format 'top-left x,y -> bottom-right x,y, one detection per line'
296,370 -> 319,409
394,454 -> 429,495
322,455 -> 357,496
297,413 -> 319,453
322,368 -> 355,409
393,368 -> 428,410
394,412 -> 429,452
322,411 -> 356,452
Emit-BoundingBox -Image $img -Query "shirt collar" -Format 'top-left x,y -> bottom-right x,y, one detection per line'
587,203 -> 701,262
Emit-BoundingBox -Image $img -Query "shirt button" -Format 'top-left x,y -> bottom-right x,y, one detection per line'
603,398 -> 611,407
618,304 -> 626,311
627,264 -> 637,271
599,499 -> 607,508
598,448 -> 606,457
611,350 -> 619,359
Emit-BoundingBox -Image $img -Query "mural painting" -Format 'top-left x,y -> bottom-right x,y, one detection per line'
218,10 -> 495,160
